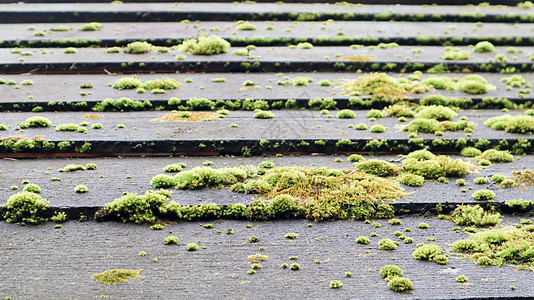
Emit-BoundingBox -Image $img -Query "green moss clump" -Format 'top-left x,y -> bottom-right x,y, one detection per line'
4,191 -> 49,224
23,183 -> 41,193
355,236 -> 371,245
177,35 -> 230,55
63,47 -> 77,54
413,243 -> 442,260
456,275 -> 468,283
380,265 -> 403,278
348,154 -> 365,163
269,194 -> 299,219
164,235 -> 179,245
433,255 -> 449,265
100,190 -> 171,224
504,115 -> 534,134
418,222 -> 429,229
297,42 -> 314,49
74,185 -> 88,193
18,116 -> 51,129
383,104 -> 415,118
378,238 -> 398,251
254,111 -> 275,119
58,164 -> 85,172
164,163 -> 184,173
415,105 -> 457,121
336,109 -> 356,119
370,124 -> 387,133
442,47 -> 470,60
397,173 -> 424,187
403,118 -> 441,133
124,41 -> 153,54
474,41 -> 495,53
472,189 -> 496,200
106,46 -> 121,53
140,78 -> 182,90
186,243 -> 199,251
458,75 -> 489,94
354,159 -> 401,177
91,269 -> 142,285
79,22 -> 103,31
477,149 -> 514,163
55,123 -> 87,133
388,277 -> 413,292
461,147 -> 482,157
236,20 -> 256,31
329,280 -> 343,289
112,77 -> 141,90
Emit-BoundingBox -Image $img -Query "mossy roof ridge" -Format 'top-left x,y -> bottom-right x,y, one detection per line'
1,2 -> 533,22
0,72 -> 532,106
2,22 -> 534,46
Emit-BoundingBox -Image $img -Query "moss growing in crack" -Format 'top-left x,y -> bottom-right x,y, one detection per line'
93,97 -> 152,112
51,211 -> 67,223
4,191 -> 49,224
441,204 -> 501,226
91,269 -> 142,285
177,35 -> 230,55
98,190 -> 172,224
